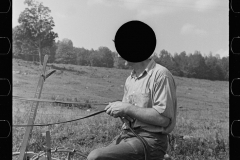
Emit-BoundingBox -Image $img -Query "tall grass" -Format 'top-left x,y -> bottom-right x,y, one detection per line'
13,103 -> 228,160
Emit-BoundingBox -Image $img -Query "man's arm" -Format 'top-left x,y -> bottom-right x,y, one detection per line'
124,105 -> 170,127
106,74 -> 175,128
125,74 -> 175,128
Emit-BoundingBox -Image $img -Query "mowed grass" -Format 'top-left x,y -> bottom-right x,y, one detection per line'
13,59 -> 229,160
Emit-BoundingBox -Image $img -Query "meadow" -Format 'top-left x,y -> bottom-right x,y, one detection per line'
13,59 -> 229,160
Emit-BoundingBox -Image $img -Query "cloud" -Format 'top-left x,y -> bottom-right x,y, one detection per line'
121,0 -> 221,14
194,0 -> 218,12
87,0 -> 226,17
215,49 -> 229,58
87,0 -> 176,18
121,0 -> 146,10
123,0 -> 178,19
87,0 -> 115,7
181,23 -> 207,36
173,0 -> 222,12
87,0 -> 104,5
137,6 -> 174,19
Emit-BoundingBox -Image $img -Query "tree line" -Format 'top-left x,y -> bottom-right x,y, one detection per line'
13,36 -> 229,81
152,50 -> 228,81
13,0 -> 228,81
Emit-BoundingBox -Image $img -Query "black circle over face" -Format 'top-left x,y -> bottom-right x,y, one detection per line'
114,20 -> 156,63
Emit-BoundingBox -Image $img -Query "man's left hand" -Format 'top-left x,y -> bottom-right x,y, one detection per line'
105,101 -> 131,118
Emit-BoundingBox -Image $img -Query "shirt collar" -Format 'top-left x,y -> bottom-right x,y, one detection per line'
130,59 -> 156,79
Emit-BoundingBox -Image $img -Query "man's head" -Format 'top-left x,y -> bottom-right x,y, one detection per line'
113,20 -> 156,63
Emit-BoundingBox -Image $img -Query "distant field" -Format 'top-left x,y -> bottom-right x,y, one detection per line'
13,59 -> 229,160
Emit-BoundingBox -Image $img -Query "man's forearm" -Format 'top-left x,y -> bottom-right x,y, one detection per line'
124,105 -> 170,127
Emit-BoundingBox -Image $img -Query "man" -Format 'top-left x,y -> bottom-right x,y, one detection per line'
87,56 -> 177,160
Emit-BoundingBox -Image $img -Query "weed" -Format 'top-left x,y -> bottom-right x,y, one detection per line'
13,108 -> 228,160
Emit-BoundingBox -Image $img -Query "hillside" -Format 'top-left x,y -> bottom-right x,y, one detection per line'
13,58 -> 229,112
12,59 -> 229,159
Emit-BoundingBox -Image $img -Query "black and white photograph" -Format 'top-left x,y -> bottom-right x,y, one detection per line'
12,0 -> 229,159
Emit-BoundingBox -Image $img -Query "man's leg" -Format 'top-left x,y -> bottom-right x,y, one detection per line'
87,131 -> 167,160
87,136 -> 145,160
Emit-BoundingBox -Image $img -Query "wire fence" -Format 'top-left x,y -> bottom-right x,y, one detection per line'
12,95 -> 119,128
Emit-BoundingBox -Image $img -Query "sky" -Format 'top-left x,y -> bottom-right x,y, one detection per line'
12,0 -> 229,58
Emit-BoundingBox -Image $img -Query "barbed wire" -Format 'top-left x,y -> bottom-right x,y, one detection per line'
13,110 -> 85,116
13,95 -> 121,105
12,95 -> 120,127
13,110 -> 106,127
13,93 -> 227,128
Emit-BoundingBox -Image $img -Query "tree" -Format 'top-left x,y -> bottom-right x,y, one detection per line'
48,41 -> 58,63
156,50 -> 181,76
173,51 -> 190,77
14,0 -> 58,64
55,38 -> 76,64
187,51 -> 208,79
13,26 -> 23,58
74,47 -> 92,66
219,56 -> 229,80
97,46 -> 114,68
89,51 -> 102,67
13,26 -> 39,61
205,53 -> 224,80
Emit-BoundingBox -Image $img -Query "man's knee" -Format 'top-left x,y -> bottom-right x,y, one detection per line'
87,149 -> 104,160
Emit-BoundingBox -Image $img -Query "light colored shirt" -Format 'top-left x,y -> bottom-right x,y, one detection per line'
122,59 -> 177,134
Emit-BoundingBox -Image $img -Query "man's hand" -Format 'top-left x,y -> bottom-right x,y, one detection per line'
105,101 -> 131,118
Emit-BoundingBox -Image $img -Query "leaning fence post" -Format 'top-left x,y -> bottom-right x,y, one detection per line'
18,55 -> 49,160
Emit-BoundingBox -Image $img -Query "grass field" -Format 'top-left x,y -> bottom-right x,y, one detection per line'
13,59 -> 229,160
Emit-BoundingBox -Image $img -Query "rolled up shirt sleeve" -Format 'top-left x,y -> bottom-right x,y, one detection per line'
152,75 -> 176,123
